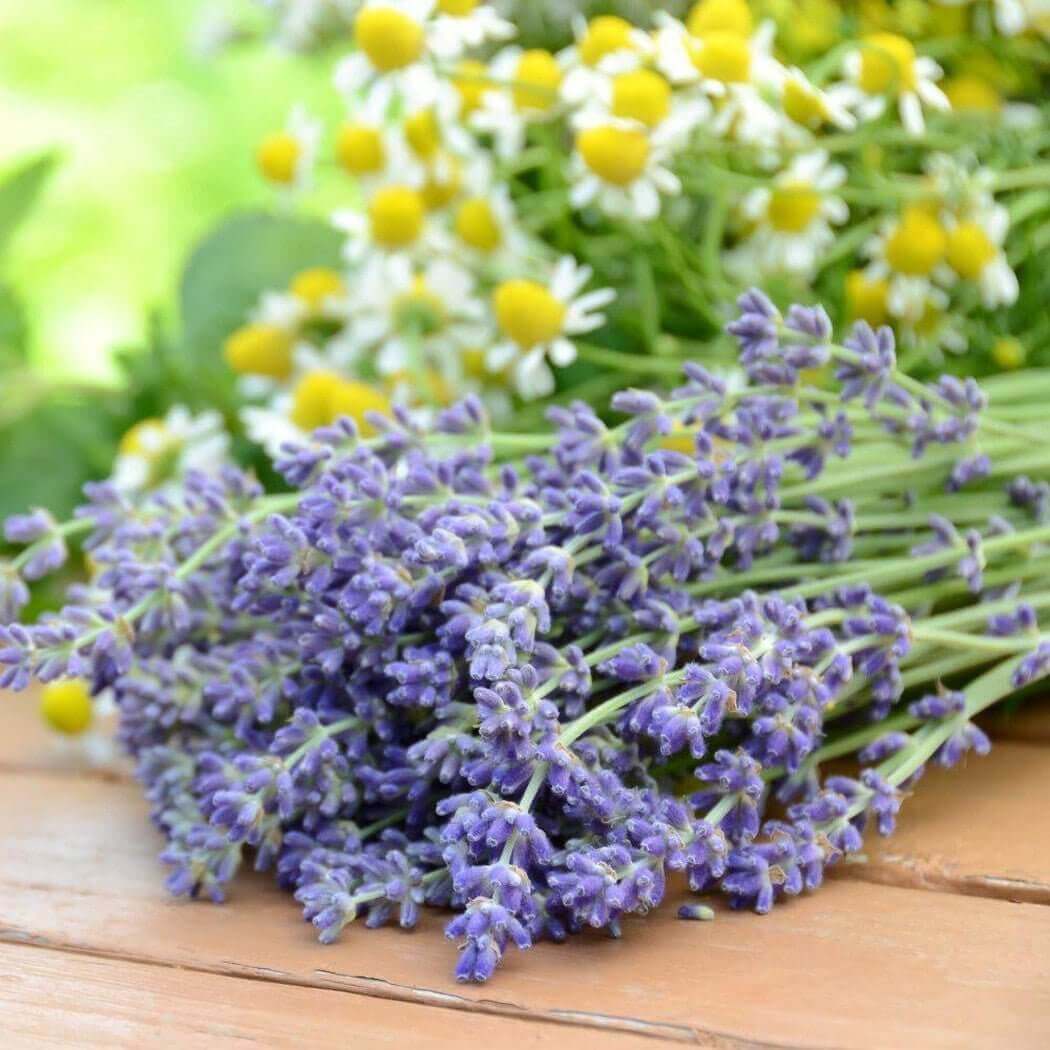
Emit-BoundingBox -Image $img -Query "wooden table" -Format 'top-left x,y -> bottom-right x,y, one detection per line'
1,693 -> 1048,1048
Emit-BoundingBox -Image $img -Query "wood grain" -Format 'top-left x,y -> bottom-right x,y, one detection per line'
1,770 -> 1047,1049
0,941 -> 658,1050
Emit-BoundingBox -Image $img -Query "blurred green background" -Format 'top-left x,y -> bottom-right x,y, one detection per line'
0,0 -> 339,383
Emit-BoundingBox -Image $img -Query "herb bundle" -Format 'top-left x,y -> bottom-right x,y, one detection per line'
3,292 -> 1050,982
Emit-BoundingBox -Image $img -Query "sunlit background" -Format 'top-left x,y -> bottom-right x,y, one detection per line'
0,0 -> 339,381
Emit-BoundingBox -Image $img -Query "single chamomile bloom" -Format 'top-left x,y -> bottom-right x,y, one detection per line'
488,257 -> 614,399
336,0 -> 451,116
569,115 -> 683,221
728,150 -> 848,279
864,205 -> 954,323
346,254 -> 490,377
112,407 -> 230,493
335,116 -> 425,191
842,33 -> 949,136
428,0 -> 514,59
559,15 -> 656,107
256,107 -> 322,190
335,182 -> 450,264
451,183 -> 534,265
779,67 -> 856,139
898,291 -> 967,355
943,207 -> 1018,308
469,46 -> 565,159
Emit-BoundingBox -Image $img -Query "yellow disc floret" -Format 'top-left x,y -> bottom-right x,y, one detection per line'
336,123 -> 386,175
368,186 -> 426,248
992,336 -> 1025,370
493,279 -> 566,349
783,79 -> 828,129
291,370 -> 391,435
421,157 -> 462,210
611,70 -> 672,128
41,680 -> 94,736
845,270 -> 890,327
767,182 -> 821,233
455,197 -> 502,252
224,323 -> 294,379
946,221 -> 997,280
404,109 -> 441,159
884,206 -> 946,276
453,59 -> 489,115
577,125 -> 650,186
691,32 -> 751,84
290,268 -> 344,309
687,0 -> 754,37
943,75 -> 1001,114
256,132 -> 301,185
513,50 -> 562,111
579,15 -> 633,66
118,418 -> 167,458
355,6 -> 425,71
858,33 -> 917,94
438,0 -> 478,12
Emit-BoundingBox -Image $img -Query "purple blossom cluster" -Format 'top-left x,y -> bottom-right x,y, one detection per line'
2,291 -> 1048,983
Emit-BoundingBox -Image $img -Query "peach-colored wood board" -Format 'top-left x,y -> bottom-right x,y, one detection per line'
1,691 -> 1049,1047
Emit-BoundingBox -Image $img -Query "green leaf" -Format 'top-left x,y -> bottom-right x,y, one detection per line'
0,283 -> 29,368
0,151 -> 60,256
179,210 -> 343,363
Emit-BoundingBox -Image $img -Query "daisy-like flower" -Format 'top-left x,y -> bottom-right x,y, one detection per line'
779,67 -> 856,138
428,0 -> 514,59
334,116 -> 425,191
343,254 -> 490,378
573,65 -> 710,139
335,0 -> 450,115
569,114 -> 683,221
255,107 -> 321,191
451,183 -> 533,265
335,182 -> 450,264
727,150 -> 848,279
559,14 -> 655,107
898,293 -> 966,355
488,257 -> 614,399
863,205 -> 953,323
944,207 -> 1018,308
842,33 -> 949,135
470,46 -> 564,159
112,407 -> 229,493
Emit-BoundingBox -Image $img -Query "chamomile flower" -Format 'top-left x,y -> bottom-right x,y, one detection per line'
898,293 -> 966,355
843,33 -> 949,135
569,115 -> 683,221
112,407 -> 229,493
573,66 -> 709,140
779,67 -> 856,138
335,182 -> 449,263
256,107 -> 321,190
336,0 -> 449,115
345,254 -> 489,377
944,208 -> 1018,308
335,118 -> 424,190
488,257 -> 614,399
428,0 -> 514,59
451,184 -> 533,264
559,15 -> 655,107
470,47 -> 564,159
864,205 -> 953,323
728,151 -> 848,279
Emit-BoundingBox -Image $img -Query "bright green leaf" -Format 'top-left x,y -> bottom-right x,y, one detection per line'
0,151 -> 61,256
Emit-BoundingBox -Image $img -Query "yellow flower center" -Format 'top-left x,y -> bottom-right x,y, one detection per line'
290,267 -> 344,309
455,197 -> 502,252
403,109 -> 442,159
118,418 -> 167,458
943,75 -> 1001,114
256,132 -> 300,185
355,6 -> 425,71
992,336 -> 1025,370
660,422 -> 699,455
291,371 -> 391,435
41,680 -> 94,736
579,15 -> 633,66
884,207 -> 947,276
438,0 -> 478,13
858,33 -> 917,94
224,322 -> 294,379
577,125 -> 650,186
493,279 -> 566,349
368,185 -> 426,248
336,123 -> 386,175
767,181 -> 822,233
513,50 -> 562,111
783,79 -> 828,129
686,0 -> 754,37
611,69 -> 672,128
392,277 -> 447,335
453,59 -> 489,115
691,31 -> 751,84
421,157 -> 462,210
462,346 -> 490,379
845,269 -> 890,327
946,221 -> 997,280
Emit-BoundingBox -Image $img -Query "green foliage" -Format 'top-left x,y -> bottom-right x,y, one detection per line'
0,284 -> 29,369
0,151 -> 60,257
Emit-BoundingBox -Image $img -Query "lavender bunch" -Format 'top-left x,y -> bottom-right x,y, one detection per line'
4,292 -> 1050,983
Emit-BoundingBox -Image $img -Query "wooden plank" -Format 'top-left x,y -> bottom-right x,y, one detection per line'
982,697 -> 1050,744
0,771 -> 1047,1049
841,742 -> 1050,904
0,941 -> 658,1050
